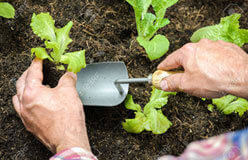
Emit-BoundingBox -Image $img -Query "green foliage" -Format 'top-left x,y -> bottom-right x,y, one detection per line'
30,13 -> 86,73
209,95 -> 248,117
191,13 -> 248,116
191,14 -> 248,47
0,2 -> 15,19
122,87 -> 176,134
126,0 -> 178,60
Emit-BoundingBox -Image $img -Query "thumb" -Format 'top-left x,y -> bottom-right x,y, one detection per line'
160,73 -> 183,92
57,72 -> 77,88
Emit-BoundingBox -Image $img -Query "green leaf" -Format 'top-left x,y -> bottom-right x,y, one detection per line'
207,104 -> 214,112
126,0 -> 152,17
0,2 -> 15,19
212,95 -> 237,110
150,86 -> 176,101
146,109 -> 172,134
151,0 -> 178,20
57,65 -> 65,70
60,50 -> 86,73
30,13 -> 56,41
212,95 -> 248,117
31,13 -> 86,73
125,95 -> 142,112
52,21 -> 73,61
137,35 -> 169,60
140,13 -> 156,38
159,18 -> 170,28
144,87 -> 175,114
126,0 -> 178,60
191,14 -> 248,47
122,112 -> 146,134
46,21 -> 73,62
123,87 -> 175,134
31,47 -> 53,61
222,98 -> 248,116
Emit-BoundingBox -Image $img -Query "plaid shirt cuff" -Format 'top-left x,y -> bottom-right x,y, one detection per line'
50,147 -> 97,160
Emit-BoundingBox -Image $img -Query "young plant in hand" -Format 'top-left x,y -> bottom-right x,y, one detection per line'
31,13 -> 86,73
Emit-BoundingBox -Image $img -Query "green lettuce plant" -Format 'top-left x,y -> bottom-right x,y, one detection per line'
191,13 -> 248,116
191,13 -> 248,47
122,87 -> 176,134
208,95 -> 248,117
0,2 -> 15,18
30,12 -> 86,73
126,0 -> 178,60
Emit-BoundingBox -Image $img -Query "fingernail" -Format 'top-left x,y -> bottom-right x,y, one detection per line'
160,80 -> 168,90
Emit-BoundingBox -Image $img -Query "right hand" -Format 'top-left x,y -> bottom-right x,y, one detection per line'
158,39 -> 248,99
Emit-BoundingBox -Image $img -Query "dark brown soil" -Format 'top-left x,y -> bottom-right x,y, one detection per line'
1,0 -> 248,160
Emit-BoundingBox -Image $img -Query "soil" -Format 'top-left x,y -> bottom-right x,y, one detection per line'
1,0 -> 248,160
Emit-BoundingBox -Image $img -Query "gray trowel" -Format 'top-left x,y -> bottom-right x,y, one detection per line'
76,62 -> 179,107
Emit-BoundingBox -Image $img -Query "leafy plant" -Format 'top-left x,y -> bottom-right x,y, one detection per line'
126,0 -> 178,60
122,87 -> 176,134
191,13 -> 248,116
209,95 -> 248,116
191,14 -> 248,47
0,2 -> 15,19
30,12 -> 86,73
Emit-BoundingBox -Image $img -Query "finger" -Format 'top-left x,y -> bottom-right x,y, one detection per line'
160,73 -> 184,92
157,49 -> 184,70
57,72 -> 77,88
16,70 -> 28,99
12,95 -> 21,115
26,58 -> 43,87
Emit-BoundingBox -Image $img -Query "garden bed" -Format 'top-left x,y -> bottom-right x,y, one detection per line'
1,0 -> 248,159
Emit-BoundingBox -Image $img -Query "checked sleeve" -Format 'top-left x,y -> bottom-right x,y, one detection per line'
50,147 -> 97,160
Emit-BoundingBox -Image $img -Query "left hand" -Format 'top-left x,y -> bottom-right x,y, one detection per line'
12,58 -> 91,153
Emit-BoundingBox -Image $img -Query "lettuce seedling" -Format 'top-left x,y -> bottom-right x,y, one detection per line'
126,0 -> 178,60
122,87 -> 176,134
191,13 -> 248,116
191,14 -> 248,47
0,2 -> 15,18
30,13 -> 86,73
209,95 -> 248,117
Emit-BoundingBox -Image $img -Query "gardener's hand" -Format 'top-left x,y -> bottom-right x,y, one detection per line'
12,58 -> 91,153
158,39 -> 248,99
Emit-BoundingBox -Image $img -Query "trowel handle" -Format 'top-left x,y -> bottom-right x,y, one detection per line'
152,70 -> 183,90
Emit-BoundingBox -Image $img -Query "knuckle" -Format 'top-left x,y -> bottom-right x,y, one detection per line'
182,43 -> 195,51
22,87 -> 36,103
199,38 -> 212,43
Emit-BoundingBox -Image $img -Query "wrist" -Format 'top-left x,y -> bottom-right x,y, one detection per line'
224,57 -> 248,99
55,126 -> 91,153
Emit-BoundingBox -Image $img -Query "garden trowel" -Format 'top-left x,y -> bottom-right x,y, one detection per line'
76,62 -> 180,107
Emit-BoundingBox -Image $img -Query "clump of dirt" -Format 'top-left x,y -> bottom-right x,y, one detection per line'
1,0 -> 248,159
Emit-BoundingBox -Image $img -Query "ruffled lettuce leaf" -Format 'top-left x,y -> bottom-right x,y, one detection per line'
211,95 -> 248,117
30,12 -> 86,73
60,50 -> 86,73
191,14 -> 248,47
122,87 -> 175,134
